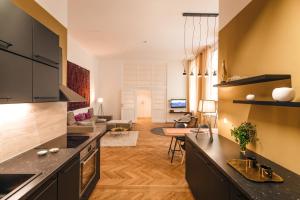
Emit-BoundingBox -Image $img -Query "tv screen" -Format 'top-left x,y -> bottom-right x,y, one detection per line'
170,99 -> 187,108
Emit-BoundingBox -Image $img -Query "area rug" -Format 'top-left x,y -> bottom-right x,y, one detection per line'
101,131 -> 139,147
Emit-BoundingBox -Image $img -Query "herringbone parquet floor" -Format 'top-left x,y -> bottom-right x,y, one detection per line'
89,118 -> 194,200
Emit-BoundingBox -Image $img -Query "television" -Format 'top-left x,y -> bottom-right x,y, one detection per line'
170,99 -> 187,108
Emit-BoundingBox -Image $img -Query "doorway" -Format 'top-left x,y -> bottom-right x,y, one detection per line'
136,89 -> 151,119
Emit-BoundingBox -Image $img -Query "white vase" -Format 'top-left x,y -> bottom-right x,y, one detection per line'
246,94 -> 255,101
272,87 -> 295,102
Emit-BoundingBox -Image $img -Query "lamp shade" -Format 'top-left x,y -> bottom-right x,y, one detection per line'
97,98 -> 104,103
198,100 -> 216,113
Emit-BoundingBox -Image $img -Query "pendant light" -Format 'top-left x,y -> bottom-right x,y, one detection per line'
212,16 -> 217,77
182,16 -> 188,75
190,71 -> 194,76
198,70 -> 202,77
204,17 -> 209,78
205,70 -> 209,77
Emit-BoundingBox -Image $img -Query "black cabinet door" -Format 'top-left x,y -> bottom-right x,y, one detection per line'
33,21 -> 59,68
33,62 -> 59,102
230,186 -> 250,200
186,139 -> 230,200
206,163 -> 230,200
0,0 -> 33,57
28,176 -> 57,200
186,140 -> 211,200
0,51 -> 32,103
58,156 -> 80,200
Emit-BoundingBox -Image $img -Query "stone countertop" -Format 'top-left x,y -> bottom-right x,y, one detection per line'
0,125 -> 107,200
186,132 -> 300,200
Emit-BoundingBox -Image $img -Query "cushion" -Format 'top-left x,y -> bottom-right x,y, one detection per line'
178,114 -> 191,123
88,108 -> 94,116
67,112 -> 76,125
77,121 -> 94,126
75,113 -> 86,121
96,118 -> 107,123
85,112 -> 92,119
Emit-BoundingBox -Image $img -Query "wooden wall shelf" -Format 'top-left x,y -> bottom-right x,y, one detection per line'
233,100 -> 300,107
214,74 -> 291,87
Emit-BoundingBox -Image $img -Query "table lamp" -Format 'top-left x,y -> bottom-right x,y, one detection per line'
97,98 -> 104,116
198,100 -> 216,142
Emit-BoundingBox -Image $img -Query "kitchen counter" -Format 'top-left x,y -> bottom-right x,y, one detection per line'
0,124 -> 107,200
186,132 -> 300,200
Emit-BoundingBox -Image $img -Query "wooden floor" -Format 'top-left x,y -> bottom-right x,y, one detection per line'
89,118 -> 194,200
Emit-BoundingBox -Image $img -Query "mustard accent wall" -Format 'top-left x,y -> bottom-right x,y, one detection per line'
12,0 -> 67,85
219,0 -> 300,174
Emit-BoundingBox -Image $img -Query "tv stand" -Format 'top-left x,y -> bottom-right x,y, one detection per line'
169,110 -> 192,115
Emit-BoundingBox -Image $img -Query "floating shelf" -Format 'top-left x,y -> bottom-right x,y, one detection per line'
214,74 -> 291,87
233,100 -> 300,107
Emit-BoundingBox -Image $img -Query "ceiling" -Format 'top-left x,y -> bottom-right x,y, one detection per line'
68,0 -> 218,61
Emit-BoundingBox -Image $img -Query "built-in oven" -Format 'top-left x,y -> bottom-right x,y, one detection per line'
80,140 -> 98,197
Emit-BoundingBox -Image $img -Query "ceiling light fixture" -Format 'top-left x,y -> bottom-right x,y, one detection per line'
182,13 -> 219,76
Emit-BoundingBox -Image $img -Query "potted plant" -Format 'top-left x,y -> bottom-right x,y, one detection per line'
231,122 -> 257,154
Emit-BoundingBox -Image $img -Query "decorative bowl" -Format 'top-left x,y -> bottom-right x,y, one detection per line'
272,87 -> 295,102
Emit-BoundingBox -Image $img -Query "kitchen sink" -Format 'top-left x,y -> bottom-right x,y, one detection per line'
0,173 -> 40,199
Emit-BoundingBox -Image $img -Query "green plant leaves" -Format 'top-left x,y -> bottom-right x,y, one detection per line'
231,122 -> 257,150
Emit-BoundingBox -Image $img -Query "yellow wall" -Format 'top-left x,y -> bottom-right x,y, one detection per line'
12,0 -> 67,85
219,0 -> 300,174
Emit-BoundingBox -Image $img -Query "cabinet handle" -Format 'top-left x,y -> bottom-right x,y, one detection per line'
34,55 -> 59,65
0,40 -> 12,49
0,97 -> 12,100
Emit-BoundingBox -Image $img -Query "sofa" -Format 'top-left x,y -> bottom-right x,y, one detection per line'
67,108 -> 107,133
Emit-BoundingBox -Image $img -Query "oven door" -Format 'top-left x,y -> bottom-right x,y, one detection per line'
80,148 -> 98,196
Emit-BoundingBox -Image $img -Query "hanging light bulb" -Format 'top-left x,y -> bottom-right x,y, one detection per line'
198,71 -> 202,77
190,71 -> 194,76
213,70 -> 217,76
183,68 -> 187,75
205,70 -> 209,77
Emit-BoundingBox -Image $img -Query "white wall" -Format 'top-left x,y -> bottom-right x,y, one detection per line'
166,61 -> 187,122
219,0 -> 252,30
67,35 -> 98,114
94,60 -> 123,119
93,59 -> 186,122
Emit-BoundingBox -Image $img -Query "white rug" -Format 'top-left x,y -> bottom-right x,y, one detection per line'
101,131 -> 139,147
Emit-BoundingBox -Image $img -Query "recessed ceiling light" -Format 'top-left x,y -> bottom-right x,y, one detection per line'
143,40 -> 148,44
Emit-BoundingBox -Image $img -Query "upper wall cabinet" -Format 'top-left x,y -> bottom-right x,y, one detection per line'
0,51 -> 32,103
33,21 -> 59,68
0,0 -> 33,58
33,62 -> 59,102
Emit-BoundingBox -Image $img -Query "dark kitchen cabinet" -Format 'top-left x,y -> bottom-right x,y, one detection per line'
33,21 -> 59,68
0,50 -> 32,103
0,0 -> 33,58
27,176 -> 57,200
230,186 -> 249,200
186,139 -> 230,200
58,156 -> 80,200
33,62 -> 59,102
